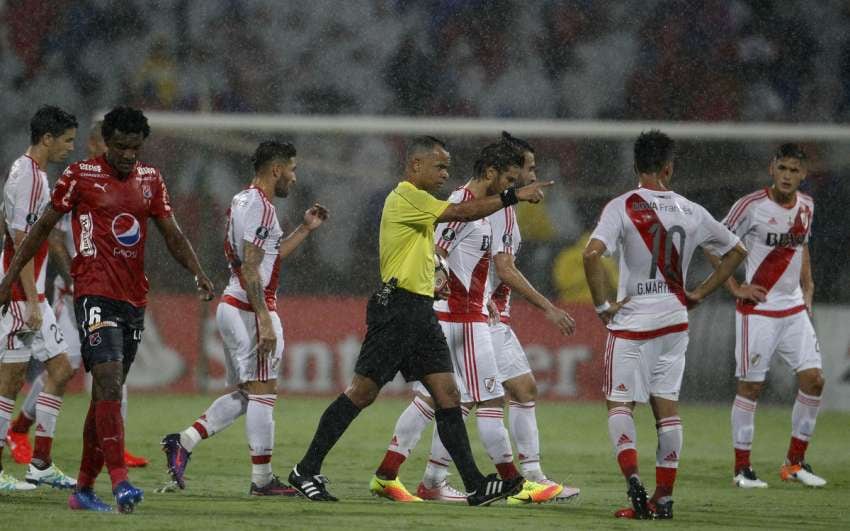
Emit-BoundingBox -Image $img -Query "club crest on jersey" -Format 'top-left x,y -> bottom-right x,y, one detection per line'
89,332 -> 102,347
484,377 -> 496,393
142,184 -> 153,199
112,213 -> 141,247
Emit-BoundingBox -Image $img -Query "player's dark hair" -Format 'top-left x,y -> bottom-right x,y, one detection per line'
633,129 -> 675,173
473,142 -> 524,179
252,140 -> 297,172
406,135 -> 447,161
30,105 -> 78,145
501,131 -> 535,155
101,106 -> 151,141
773,143 -> 807,162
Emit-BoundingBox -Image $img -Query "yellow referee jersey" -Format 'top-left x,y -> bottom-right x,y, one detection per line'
379,181 -> 450,296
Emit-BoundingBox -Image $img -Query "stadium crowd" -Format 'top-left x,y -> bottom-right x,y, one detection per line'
1,0 -> 849,300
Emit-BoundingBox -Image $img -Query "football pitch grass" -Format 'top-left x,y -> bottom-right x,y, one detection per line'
3,394 -> 848,530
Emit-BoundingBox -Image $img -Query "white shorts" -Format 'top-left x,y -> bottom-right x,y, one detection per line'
603,330 -> 688,403
414,320 -> 504,403
216,302 -> 284,385
735,310 -> 821,382
53,292 -> 82,370
0,300 -> 69,364
490,322 -> 531,382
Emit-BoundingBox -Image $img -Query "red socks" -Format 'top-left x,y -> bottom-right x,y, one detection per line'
77,401 -> 104,489
617,448 -> 639,479
787,436 -> 808,465
94,400 -> 127,489
10,411 -> 34,434
495,462 -> 521,480
376,450 -> 406,480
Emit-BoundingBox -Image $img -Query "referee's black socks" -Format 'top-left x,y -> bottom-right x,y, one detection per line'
297,393 -> 361,475
434,407 -> 486,492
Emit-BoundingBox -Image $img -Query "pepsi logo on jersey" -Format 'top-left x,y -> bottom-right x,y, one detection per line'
112,213 -> 141,247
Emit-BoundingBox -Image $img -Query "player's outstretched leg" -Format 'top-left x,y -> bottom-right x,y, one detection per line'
370,395 -> 433,502
162,390 -> 249,489
780,371 -> 826,487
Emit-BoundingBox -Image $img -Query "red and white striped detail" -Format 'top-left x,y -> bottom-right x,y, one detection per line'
437,188 -> 473,250
463,323 -> 480,402
656,416 -> 682,430
508,401 -> 534,409
25,157 -> 44,234
248,395 -> 277,408
602,334 -> 617,396
36,393 -> 63,413
6,301 -> 26,349
795,392 -> 821,408
474,407 -> 504,419
502,207 -> 515,255
724,189 -> 768,230
249,186 -> 275,247
608,406 -> 632,418
733,396 -> 757,413
0,396 -> 14,418
740,314 -> 749,377
413,396 -> 434,420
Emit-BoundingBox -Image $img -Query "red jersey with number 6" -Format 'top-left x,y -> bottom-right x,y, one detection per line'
51,155 -> 173,307
590,187 -> 739,333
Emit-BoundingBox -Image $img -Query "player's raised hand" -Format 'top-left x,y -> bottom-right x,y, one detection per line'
256,313 -> 276,363
515,180 -> 554,204
546,305 -> 576,335
733,283 -> 767,304
598,297 -> 630,324
195,273 -> 215,301
303,203 -> 329,230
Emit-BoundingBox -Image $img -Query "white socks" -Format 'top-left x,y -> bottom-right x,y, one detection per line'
791,390 -> 821,442
731,395 -> 756,451
247,394 -> 276,487
181,390 -> 248,451
475,407 -> 513,465
608,406 -> 637,455
655,416 -> 682,469
509,400 -> 542,480
35,393 -> 62,439
388,396 -> 433,457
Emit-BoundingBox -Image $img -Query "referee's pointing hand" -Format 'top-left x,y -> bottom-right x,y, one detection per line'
516,180 -> 554,204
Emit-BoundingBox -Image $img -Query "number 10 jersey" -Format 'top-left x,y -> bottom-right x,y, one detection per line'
591,187 -> 739,333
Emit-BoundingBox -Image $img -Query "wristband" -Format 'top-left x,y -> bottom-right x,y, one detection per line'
500,187 -> 518,207
594,301 -> 611,314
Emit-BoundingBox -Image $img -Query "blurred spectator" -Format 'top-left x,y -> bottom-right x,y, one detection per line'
133,36 -> 178,109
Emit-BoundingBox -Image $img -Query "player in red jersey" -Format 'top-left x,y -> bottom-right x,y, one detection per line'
710,144 -> 826,488
584,131 -> 747,519
0,105 -> 78,492
0,106 -> 214,512
161,140 -> 328,496
7,123 -> 150,468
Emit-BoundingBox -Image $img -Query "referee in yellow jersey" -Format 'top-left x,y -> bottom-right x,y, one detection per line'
289,136 -> 552,505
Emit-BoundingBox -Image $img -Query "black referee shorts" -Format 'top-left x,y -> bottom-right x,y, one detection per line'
355,287 -> 453,388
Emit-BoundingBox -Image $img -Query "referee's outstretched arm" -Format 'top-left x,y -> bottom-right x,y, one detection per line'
437,180 -> 553,223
